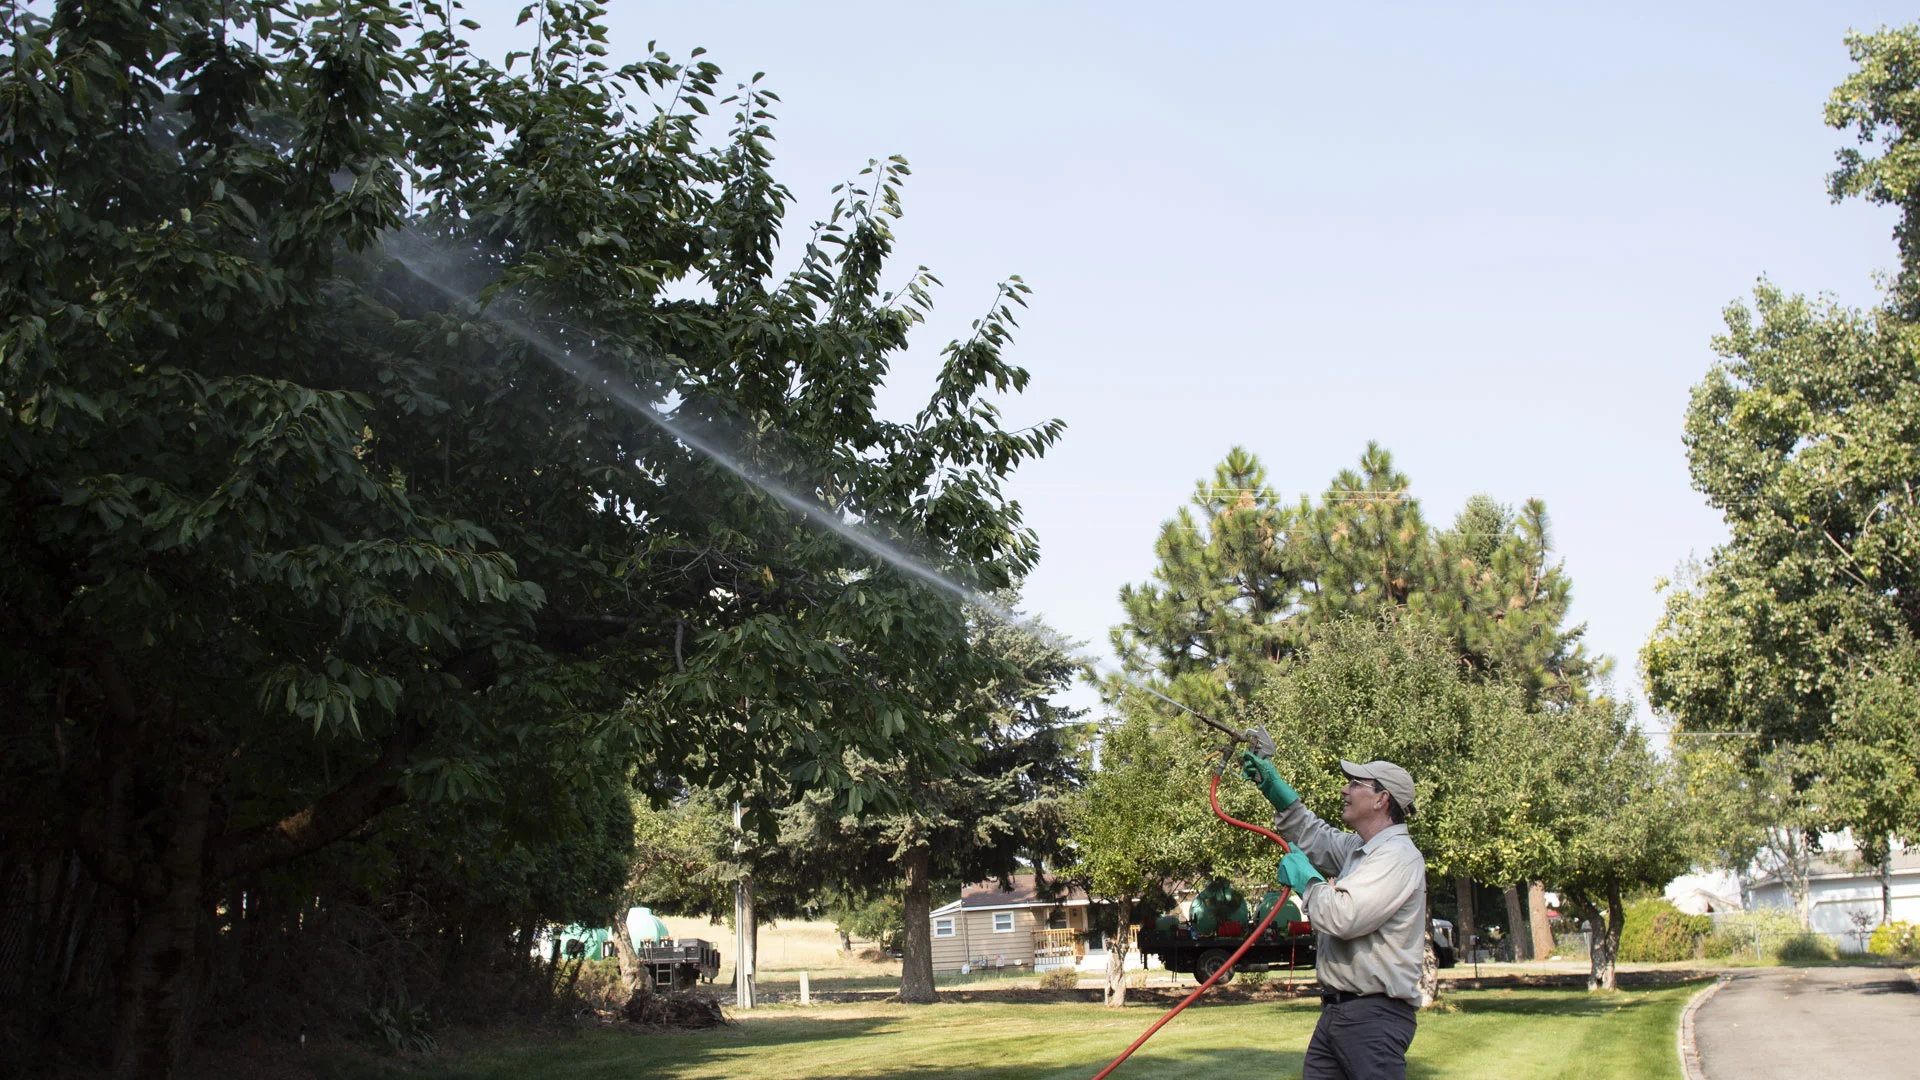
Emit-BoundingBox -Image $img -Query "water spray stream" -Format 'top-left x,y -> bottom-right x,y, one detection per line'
386,237 -> 993,595
382,232 -> 1237,739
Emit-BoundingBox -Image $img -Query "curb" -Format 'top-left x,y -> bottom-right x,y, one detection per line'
1677,975 -> 1730,1080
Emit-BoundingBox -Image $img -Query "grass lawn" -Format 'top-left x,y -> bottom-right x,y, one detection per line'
320,980 -> 1704,1080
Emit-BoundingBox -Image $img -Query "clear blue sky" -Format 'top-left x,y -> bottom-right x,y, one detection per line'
462,1 -> 1909,726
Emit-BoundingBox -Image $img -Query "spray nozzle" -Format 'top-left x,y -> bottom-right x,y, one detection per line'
1244,724 -> 1275,759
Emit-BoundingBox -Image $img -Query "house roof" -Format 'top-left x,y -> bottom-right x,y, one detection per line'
951,874 -> 1091,912
1750,848 -> 1920,888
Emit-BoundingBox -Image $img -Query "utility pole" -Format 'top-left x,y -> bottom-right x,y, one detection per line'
733,802 -> 755,1009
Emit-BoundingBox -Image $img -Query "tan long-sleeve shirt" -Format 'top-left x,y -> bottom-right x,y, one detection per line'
1274,801 -> 1428,1004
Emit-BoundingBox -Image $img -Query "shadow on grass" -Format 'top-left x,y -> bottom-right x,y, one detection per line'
314,1017 -> 908,1080
838,1046 -> 1302,1080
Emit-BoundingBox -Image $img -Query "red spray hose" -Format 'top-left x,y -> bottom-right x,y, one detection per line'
1086,772 -> 1297,1080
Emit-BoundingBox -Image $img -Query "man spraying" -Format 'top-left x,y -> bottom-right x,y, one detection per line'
1241,751 -> 1427,1080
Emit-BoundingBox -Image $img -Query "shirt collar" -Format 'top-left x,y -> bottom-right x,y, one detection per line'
1356,823 -> 1410,854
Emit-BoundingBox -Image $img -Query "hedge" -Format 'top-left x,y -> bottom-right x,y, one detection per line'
1617,899 -> 1712,963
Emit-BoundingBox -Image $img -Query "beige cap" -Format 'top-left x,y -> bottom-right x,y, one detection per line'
1341,760 -> 1416,816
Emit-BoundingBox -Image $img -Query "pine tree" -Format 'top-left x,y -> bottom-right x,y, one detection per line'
1294,442 -> 1430,623
1421,496 -> 1600,703
1109,447 -> 1303,716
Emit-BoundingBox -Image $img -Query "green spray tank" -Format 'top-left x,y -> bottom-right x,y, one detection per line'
1188,877 -> 1251,937
628,905 -> 672,943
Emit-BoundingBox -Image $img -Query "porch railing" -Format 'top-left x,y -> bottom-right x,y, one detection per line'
1031,927 -> 1082,960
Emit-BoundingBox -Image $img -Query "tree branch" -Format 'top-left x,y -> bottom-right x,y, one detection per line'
205,718 -> 421,881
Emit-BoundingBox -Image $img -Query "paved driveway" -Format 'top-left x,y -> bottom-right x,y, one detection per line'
1693,965 -> 1920,1080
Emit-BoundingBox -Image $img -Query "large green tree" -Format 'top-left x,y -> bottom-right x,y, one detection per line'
1643,286 -> 1918,746
0,4 -> 1058,1074
1648,26 -> 1920,868
1641,283 -> 1920,858
1248,613 -> 1478,1003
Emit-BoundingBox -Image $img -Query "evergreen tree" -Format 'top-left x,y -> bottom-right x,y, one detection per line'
1421,496 -> 1600,703
1109,446 -> 1301,716
1294,442 -> 1430,622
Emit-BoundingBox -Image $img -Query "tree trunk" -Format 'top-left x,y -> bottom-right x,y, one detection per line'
733,876 -> 756,1009
1879,835 -> 1893,925
838,928 -> 852,954
896,846 -> 938,1004
1416,892 -> 1440,1008
1454,873 -> 1477,962
1527,882 -> 1554,961
109,771 -> 214,1080
610,914 -> 643,993
1103,898 -> 1132,1008
1504,884 -> 1531,961
1581,887 -> 1622,992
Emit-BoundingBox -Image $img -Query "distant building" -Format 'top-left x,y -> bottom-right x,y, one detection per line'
927,874 -> 1161,976
1748,849 -> 1920,950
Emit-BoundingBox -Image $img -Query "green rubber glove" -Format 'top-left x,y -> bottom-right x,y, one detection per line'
1239,750 -> 1300,811
1276,850 -> 1325,894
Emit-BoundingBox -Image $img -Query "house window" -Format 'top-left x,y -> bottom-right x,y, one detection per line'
1086,928 -> 1105,952
934,917 -> 955,938
993,912 -> 1014,933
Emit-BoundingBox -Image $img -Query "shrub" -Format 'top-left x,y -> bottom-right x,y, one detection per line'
1238,970 -> 1269,989
357,993 -> 435,1055
563,959 -> 630,1011
1868,920 -> 1920,958
1036,968 -> 1080,990
1777,933 -> 1835,962
1618,899 -> 1711,963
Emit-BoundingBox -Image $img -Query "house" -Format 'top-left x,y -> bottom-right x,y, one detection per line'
1747,848 -> 1920,950
928,874 -> 1162,976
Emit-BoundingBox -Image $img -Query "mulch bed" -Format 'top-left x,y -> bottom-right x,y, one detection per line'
1437,970 -> 1711,991
622,989 -> 729,1029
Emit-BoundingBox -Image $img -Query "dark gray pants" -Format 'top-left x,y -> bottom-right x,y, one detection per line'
1301,995 -> 1417,1080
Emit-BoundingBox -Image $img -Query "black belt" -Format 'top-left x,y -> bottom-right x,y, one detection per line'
1320,990 -> 1386,1005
